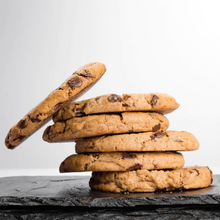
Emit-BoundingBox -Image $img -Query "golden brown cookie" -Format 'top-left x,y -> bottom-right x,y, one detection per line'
5,62 -> 106,149
43,112 -> 169,142
75,131 -> 199,153
53,93 -> 179,122
59,152 -> 184,172
89,166 -> 213,193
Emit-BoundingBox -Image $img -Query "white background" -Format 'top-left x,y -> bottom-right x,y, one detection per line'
1,0 -> 220,177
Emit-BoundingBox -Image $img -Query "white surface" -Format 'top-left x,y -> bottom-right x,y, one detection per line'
1,1 -> 220,175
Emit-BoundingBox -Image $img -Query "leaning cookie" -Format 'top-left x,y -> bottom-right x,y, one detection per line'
53,93 -> 179,122
5,62 -> 106,149
75,131 -> 199,153
43,112 -> 169,142
59,152 -> 184,172
89,166 -> 213,193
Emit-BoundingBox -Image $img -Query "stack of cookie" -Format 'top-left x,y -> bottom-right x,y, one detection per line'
43,93 -> 213,193
5,62 -> 213,193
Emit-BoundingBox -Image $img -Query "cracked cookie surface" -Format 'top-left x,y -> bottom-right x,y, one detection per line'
53,93 -> 179,122
75,131 -> 199,153
5,62 -> 106,149
43,112 -> 169,142
59,152 -> 184,172
89,166 -> 213,193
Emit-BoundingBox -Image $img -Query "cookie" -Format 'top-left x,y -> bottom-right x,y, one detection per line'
75,131 -> 199,153
53,93 -> 179,122
43,112 -> 169,142
89,166 -> 213,193
5,62 -> 106,149
59,152 -> 184,172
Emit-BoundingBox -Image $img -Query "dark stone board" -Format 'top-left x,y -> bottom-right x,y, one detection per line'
1,205 -> 220,220
0,175 -> 220,207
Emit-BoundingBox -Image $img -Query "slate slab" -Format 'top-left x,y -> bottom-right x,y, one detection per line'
1,205 -> 220,220
0,175 -> 220,207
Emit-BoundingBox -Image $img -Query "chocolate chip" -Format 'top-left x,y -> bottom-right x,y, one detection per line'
75,111 -> 86,116
150,95 -> 159,106
75,103 -> 87,116
154,164 -> 158,169
107,94 -> 122,103
126,163 -> 143,171
56,87 -> 63,90
18,119 -> 28,129
30,115 -> 41,123
207,167 -> 213,183
123,95 -> 131,101
79,103 -> 87,111
75,108 -> 82,112
84,163 -> 89,171
67,77 -> 83,89
46,126 -> 51,135
189,170 -> 193,174
79,70 -> 94,78
122,152 -> 137,159
152,123 -> 161,132
122,103 -> 129,107
31,118 -> 41,123
175,140 -> 183,142
193,169 -> 200,175
150,131 -> 166,140
8,144 -> 14,149
53,102 -> 64,111
13,135 -> 25,141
